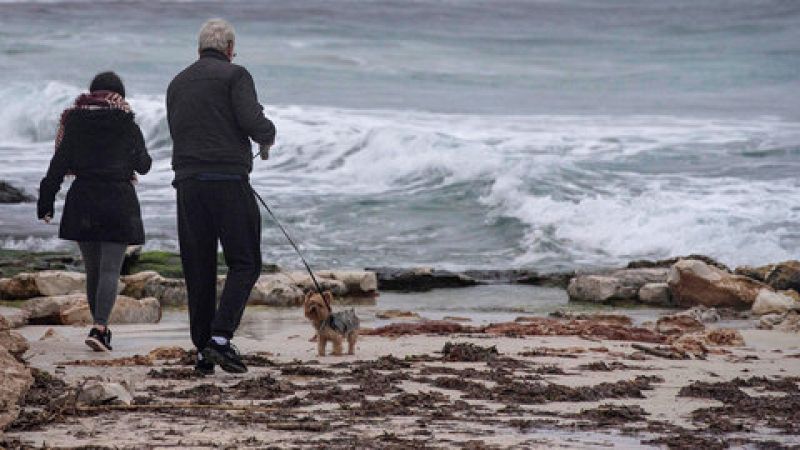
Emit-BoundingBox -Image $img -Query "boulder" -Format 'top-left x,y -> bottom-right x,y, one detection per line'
0,346 -> 33,431
120,270 -> 160,298
287,273 -> 347,296
678,306 -> 720,324
33,270 -> 86,296
23,294 -> 161,325
567,268 -> 669,303
751,290 -> 799,316
667,259 -> 767,308
0,273 -> 39,300
757,313 -> 785,330
367,266 -> 479,292
317,270 -> 378,294
734,264 -> 773,283
655,314 -> 705,336
60,296 -> 161,325
0,330 -> 28,360
249,277 -> 304,307
764,260 -> 800,292
0,180 -> 35,203
775,311 -> 800,333
638,283 -> 671,306
141,275 -> 188,307
22,294 -> 86,324
77,382 -> 132,406
0,308 -> 30,329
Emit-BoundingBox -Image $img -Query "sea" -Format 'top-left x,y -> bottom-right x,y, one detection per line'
1,0 -> 799,273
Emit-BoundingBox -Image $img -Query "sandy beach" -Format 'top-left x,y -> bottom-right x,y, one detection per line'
3,302 -> 800,449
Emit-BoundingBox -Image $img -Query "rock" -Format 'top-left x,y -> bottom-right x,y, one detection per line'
764,260 -> 800,292
0,308 -> 30,329
120,270 -> 160,298
655,314 -> 705,336
60,296 -> 161,325
141,275 -> 188,307
120,245 -> 143,275
757,313 -> 784,330
33,270 -> 86,296
775,311 -> 800,333
627,254 -> 729,272
638,283 -> 672,306
23,294 -> 161,325
367,267 -> 479,292
249,277 -> 304,306
0,273 -> 39,300
567,268 -> 669,303
679,306 -> 720,324
0,180 -> 35,203
290,274 -> 347,296
375,310 -> 421,320
39,328 -> 63,341
734,264 -> 773,283
147,346 -> 189,360
22,294 -> 86,324
703,328 -> 744,346
317,270 -> 378,294
751,289 -> 799,316
667,259 -> 767,308
0,346 -> 33,431
77,382 -> 132,406
0,330 -> 28,360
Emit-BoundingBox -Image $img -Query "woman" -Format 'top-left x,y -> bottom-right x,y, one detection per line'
37,72 -> 152,352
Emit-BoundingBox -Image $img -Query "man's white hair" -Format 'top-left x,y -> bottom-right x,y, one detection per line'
198,19 -> 235,53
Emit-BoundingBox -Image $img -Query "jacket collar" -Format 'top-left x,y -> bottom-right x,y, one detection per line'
199,48 -> 229,62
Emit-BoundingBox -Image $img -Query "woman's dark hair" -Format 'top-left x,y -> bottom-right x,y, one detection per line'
89,71 -> 125,97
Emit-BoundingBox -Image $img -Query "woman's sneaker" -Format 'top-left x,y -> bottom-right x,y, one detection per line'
201,339 -> 247,373
85,328 -> 112,352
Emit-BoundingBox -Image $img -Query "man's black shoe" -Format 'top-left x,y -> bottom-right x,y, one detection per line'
201,340 -> 248,373
194,355 -> 215,375
85,327 -> 112,352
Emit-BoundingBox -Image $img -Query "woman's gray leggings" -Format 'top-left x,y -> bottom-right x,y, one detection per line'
78,241 -> 127,326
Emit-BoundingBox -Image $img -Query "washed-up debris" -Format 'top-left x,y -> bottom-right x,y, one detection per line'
518,346 -> 587,358
571,404 -> 648,426
442,342 -> 499,362
60,355 -> 153,366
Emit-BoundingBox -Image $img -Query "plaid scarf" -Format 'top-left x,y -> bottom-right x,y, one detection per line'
55,90 -> 132,150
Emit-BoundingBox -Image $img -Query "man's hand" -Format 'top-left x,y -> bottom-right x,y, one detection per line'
259,143 -> 272,160
41,214 -> 52,224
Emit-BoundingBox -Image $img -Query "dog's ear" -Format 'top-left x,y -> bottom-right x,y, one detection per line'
322,291 -> 333,311
304,291 -> 313,304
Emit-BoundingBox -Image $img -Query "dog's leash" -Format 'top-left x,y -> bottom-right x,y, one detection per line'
250,187 -> 325,297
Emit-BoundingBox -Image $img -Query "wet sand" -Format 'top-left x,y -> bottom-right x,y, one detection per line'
4,305 -> 800,449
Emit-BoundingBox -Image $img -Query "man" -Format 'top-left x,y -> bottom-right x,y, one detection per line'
167,18 -> 276,374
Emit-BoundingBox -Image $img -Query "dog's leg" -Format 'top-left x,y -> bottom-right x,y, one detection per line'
332,336 -> 343,356
347,332 -> 357,355
317,336 -> 327,357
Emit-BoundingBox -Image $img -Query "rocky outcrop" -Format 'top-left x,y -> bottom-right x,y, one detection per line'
0,181 -> 34,203
0,346 -> 33,431
33,270 -> 86,296
0,273 -> 39,300
667,259 -> 767,308
751,290 -> 799,316
22,294 -> 161,325
368,267 -> 479,292
567,268 -> 669,304
655,314 -> 705,336
638,283 -> 671,305
764,261 -> 800,292
77,382 -> 132,406
758,311 -> 800,333
627,254 -> 729,271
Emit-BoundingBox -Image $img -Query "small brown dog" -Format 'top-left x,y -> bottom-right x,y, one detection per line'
303,291 -> 360,356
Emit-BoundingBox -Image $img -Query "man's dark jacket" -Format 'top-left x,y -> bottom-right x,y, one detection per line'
167,49 -> 276,182
38,109 -> 152,244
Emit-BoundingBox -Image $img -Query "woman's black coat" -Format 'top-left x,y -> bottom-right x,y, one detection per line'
37,108 -> 152,244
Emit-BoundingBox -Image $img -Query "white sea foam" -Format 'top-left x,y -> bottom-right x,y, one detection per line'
2,81 -> 800,270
